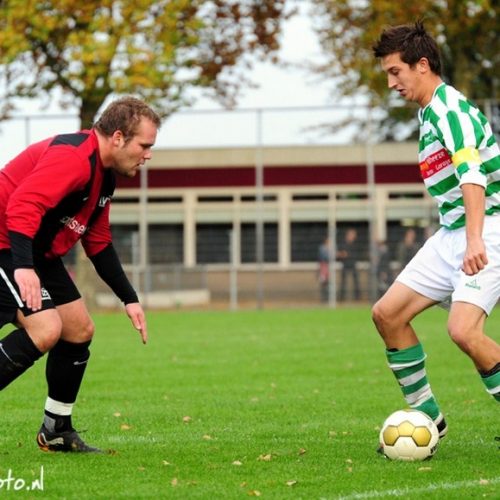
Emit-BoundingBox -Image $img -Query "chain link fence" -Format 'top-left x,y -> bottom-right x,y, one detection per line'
1,100 -> 498,310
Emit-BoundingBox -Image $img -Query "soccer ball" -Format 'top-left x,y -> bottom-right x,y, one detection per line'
379,409 -> 439,461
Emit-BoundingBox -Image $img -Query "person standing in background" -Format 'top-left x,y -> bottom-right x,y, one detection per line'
318,236 -> 331,303
337,228 -> 361,301
396,227 -> 420,270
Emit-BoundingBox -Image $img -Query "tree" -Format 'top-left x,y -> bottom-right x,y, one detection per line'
0,0 -> 291,309
309,0 -> 499,140
0,0 -> 290,126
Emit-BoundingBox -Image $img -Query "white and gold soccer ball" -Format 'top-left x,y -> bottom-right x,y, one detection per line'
379,409 -> 439,461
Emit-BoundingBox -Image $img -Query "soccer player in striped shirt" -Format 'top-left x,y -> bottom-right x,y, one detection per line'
372,21 -> 500,445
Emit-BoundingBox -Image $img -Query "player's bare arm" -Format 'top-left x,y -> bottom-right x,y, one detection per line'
461,183 -> 488,276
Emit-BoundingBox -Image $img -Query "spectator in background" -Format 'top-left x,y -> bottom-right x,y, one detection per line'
376,240 -> 392,298
337,228 -> 361,301
317,236 -> 331,303
396,228 -> 419,269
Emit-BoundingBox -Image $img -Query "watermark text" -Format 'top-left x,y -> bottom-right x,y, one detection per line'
0,466 -> 44,491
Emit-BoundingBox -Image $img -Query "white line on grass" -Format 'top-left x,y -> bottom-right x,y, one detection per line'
332,477 -> 500,500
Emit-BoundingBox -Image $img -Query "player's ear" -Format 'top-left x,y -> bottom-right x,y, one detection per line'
111,130 -> 124,147
417,57 -> 430,73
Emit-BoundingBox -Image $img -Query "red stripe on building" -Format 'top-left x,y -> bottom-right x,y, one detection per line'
117,163 -> 420,189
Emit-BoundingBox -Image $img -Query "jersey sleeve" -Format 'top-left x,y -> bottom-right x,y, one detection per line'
89,243 -> 138,304
5,147 -> 90,238
81,202 -> 113,257
437,110 -> 486,188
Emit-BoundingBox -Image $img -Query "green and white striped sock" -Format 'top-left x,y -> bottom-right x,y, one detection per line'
386,343 -> 441,420
480,363 -> 500,402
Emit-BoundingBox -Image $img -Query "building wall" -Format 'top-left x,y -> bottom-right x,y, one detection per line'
110,142 -> 435,269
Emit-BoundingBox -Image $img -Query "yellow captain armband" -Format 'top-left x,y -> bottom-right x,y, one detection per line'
451,147 -> 481,167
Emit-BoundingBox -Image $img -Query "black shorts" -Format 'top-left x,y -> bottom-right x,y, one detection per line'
0,250 -> 81,329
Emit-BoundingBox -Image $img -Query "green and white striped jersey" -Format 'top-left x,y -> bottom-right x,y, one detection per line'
418,82 -> 500,229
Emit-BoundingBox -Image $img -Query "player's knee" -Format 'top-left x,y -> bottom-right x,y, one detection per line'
31,316 -> 63,352
372,300 -> 391,333
447,321 -> 476,353
80,317 -> 95,342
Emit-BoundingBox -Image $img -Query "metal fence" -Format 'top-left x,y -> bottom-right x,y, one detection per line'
2,100 -> 499,310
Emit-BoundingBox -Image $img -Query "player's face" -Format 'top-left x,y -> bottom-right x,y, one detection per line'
112,117 -> 158,177
381,53 -> 425,106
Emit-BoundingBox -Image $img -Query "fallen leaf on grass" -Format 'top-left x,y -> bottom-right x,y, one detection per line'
162,461 -> 171,466
418,467 -> 432,472
479,478 -> 490,485
286,480 -> 298,487
113,412 -> 121,417
298,448 -> 307,455
120,424 -> 132,431
202,434 -> 213,440
183,416 -> 192,423
248,490 -> 261,496
171,478 -> 178,487
232,460 -> 243,466
257,453 -> 272,461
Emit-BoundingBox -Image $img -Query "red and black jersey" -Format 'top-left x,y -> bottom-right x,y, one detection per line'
0,130 -> 115,261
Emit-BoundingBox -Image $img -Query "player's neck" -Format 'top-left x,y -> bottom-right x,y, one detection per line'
419,76 -> 443,108
94,130 -> 114,168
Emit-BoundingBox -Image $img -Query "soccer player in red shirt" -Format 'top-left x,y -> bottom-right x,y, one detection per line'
0,96 -> 161,452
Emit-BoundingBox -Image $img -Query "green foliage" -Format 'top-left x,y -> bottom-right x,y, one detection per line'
310,0 -> 499,140
0,0 -> 289,126
1,307 -> 498,498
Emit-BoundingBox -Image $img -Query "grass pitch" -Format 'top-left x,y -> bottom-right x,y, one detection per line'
0,307 -> 499,498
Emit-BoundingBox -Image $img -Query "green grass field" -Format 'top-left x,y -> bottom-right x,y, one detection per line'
0,307 -> 499,499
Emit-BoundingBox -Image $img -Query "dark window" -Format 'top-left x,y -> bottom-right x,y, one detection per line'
240,194 -> 277,202
196,223 -> 232,263
241,223 -> 278,263
112,224 -> 184,264
292,194 -> 328,201
198,195 -> 233,202
111,224 -> 138,264
291,222 -> 328,262
388,192 -> 424,199
149,224 -> 183,264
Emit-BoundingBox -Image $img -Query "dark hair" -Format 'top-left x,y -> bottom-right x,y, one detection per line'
372,21 -> 442,75
94,96 -> 161,142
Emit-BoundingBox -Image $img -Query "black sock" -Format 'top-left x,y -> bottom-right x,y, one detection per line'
46,339 -> 91,404
43,410 -> 74,433
0,328 -> 43,390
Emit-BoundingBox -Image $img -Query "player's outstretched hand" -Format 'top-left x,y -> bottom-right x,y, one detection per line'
125,302 -> 148,344
14,268 -> 42,311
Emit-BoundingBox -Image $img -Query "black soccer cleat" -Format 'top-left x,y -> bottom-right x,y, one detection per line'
37,424 -> 101,453
434,412 -> 448,439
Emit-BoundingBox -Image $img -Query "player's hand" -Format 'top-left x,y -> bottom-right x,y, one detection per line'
125,302 -> 148,344
14,268 -> 42,311
462,237 -> 488,276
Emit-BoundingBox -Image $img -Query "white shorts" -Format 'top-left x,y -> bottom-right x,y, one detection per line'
396,215 -> 500,315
